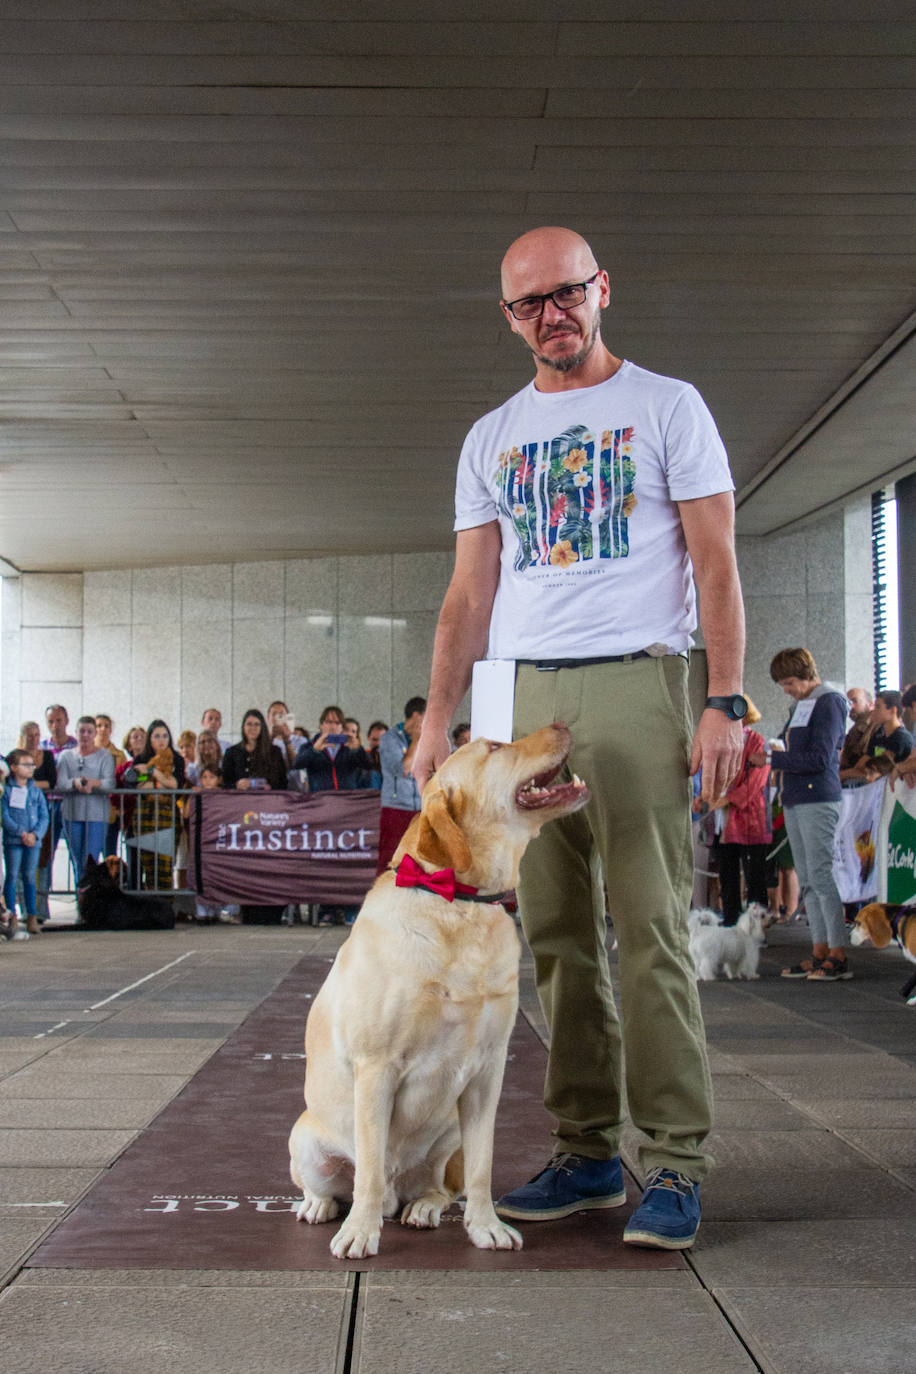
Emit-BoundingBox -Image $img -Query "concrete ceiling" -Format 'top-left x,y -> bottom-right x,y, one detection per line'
0,3 -> 913,572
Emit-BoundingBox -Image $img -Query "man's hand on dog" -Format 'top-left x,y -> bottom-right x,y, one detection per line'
411,726 -> 451,792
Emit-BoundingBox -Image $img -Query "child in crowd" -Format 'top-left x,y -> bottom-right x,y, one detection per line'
2,749 -> 51,940
177,730 -> 198,771
192,765 -> 239,923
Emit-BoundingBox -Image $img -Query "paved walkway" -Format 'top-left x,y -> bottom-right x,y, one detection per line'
1,912 -> 913,1373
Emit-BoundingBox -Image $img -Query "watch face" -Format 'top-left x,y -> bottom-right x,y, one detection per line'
731,695 -> 749,720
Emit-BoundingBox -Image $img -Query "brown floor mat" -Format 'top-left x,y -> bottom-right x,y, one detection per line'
28,956 -> 683,1272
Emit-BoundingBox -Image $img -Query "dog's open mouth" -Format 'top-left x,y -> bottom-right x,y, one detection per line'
515,759 -> 589,811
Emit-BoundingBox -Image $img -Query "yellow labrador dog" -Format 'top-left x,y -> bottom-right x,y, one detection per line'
289,723 -> 589,1259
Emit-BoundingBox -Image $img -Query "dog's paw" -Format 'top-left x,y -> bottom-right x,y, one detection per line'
330,1216 -> 381,1259
296,1193 -> 339,1225
465,1216 -> 523,1251
401,1196 -> 445,1229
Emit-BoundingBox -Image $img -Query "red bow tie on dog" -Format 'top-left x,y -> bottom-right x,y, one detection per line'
394,853 -> 479,902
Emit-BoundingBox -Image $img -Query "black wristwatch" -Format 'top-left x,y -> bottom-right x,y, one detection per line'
705,694 -> 749,721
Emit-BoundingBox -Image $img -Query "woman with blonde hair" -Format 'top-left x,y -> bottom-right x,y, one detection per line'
185,730 -> 222,786
177,730 -> 197,769
17,721 -> 56,792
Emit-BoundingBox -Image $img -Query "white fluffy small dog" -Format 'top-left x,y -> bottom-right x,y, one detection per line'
690,905 -> 766,981
687,907 -> 723,937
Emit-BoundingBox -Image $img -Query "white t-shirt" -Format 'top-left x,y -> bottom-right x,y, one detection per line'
454,360 -> 734,659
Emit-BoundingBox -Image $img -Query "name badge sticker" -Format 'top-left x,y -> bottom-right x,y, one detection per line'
789,698 -> 815,729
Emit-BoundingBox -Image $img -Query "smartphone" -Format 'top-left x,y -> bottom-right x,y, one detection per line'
326,733 -> 349,745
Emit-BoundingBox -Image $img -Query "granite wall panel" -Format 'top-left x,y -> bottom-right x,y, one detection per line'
21,573 -> 83,628
0,514 -> 874,754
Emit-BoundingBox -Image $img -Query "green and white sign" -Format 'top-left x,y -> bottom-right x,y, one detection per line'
877,783 -> 916,905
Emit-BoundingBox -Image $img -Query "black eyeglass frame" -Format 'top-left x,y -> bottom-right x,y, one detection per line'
503,271 -> 601,321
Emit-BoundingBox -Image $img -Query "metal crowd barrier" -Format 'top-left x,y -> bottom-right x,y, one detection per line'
45,787 -> 197,900
43,788 -> 315,922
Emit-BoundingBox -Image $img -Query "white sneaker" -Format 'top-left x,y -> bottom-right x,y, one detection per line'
10,929 -> 30,941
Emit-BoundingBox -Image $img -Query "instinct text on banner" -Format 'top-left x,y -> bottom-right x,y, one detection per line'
188,789 -> 380,906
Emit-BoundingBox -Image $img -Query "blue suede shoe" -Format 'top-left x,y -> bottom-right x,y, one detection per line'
623,1168 -> 701,1249
494,1153 -> 626,1221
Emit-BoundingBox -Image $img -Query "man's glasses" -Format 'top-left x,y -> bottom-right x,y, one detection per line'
503,272 -> 600,321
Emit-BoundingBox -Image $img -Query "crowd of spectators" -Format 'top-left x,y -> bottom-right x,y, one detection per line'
693,649 -> 916,982
4,665 -> 912,944
1,696 -> 471,937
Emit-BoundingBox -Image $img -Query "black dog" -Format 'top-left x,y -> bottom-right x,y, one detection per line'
77,856 -> 175,931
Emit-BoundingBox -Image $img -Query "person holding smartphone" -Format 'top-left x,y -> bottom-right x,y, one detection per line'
267,700 -> 299,768
294,705 -> 374,926
293,705 -> 372,792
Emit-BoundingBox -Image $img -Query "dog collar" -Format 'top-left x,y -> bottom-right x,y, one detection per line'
891,907 -> 915,944
392,855 -> 512,905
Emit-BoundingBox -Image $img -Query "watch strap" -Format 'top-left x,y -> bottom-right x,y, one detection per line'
706,694 -> 748,720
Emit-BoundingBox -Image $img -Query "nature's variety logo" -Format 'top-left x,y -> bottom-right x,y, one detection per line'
496,423 -> 637,571
241,810 -> 289,827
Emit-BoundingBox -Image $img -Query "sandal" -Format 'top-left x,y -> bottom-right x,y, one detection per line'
807,956 -> 853,981
781,957 -> 822,979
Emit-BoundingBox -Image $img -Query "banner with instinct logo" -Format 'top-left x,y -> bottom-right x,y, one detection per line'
876,777 -> 916,905
833,780 -> 883,903
189,789 -> 380,905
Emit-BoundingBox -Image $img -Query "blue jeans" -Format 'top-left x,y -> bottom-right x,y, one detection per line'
783,801 -> 845,949
63,819 -> 107,882
3,842 -> 40,916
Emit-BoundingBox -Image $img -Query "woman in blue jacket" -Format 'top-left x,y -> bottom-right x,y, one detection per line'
2,748 -> 50,939
293,705 -> 373,792
768,647 -> 850,981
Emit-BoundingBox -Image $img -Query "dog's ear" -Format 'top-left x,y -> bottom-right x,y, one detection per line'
857,904 -> 893,946
413,786 -> 472,874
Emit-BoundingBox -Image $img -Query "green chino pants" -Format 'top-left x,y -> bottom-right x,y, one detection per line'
513,653 -> 714,1180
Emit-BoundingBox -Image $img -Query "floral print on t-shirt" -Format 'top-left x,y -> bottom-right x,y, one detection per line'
495,423 -> 637,572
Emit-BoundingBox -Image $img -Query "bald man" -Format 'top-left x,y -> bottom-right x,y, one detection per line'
412,226 -> 745,1250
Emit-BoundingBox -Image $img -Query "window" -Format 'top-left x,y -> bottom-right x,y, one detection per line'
872,488 -> 899,691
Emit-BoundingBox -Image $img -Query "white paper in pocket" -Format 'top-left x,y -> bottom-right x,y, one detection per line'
470,660 -> 516,744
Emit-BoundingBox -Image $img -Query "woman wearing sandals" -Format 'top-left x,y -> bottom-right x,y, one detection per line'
768,647 -> 851,981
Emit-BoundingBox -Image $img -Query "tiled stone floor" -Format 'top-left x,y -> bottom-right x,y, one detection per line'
1,911 -> 913,1373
